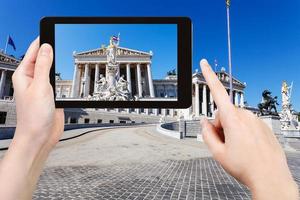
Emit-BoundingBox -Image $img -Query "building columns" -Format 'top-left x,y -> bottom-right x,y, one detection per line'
83,63 -> 90,97
126,63 -> 132,93
147,63 -> 155,97
195,83 -> 200,117
59,85 -> 63,97
136,63 -> 142,97
162,109 -> 167,116
170,109 -> 174,117
210,92 -> 214,117
135,108 -> 140,114
234,91 -> 239,106
202,85 -> 207,116
0,70 -> 7,98
240,92 -> 245,107
71,64 -> 80,97
94,63 -> 100,93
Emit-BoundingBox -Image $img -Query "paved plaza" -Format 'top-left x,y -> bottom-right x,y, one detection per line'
1,125 -> 300,199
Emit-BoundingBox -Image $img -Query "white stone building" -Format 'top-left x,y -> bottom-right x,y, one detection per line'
0,51 -> 19,100
0,48 -> 246,126
64,47 -> 158,99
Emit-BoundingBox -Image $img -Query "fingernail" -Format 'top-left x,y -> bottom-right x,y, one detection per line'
40,44 -> 51,56
200,59 -> 208,67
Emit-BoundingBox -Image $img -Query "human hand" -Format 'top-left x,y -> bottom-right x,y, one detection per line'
0,38 -> 64,200
199,59 -> 298,200
12,38 -> 64,150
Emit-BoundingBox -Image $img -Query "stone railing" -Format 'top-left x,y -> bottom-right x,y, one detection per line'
0,122 -> 151,140
161,122 -> 179,131
157,119 -> 203,140
156,122 -> 181,139
282,130 -> 300,138
179,119 -> 201,138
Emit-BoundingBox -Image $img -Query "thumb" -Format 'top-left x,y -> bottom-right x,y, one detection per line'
201,118 -> 225,161
33,43 -> 53,86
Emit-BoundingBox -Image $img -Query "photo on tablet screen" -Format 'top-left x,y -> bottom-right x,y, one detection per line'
55,24 -> 178,102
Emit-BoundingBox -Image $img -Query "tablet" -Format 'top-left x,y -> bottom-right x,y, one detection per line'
40,17 -> 192,108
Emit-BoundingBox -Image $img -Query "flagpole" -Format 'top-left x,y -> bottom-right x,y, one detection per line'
226,1 -> 233,103
4,35 -> 9,54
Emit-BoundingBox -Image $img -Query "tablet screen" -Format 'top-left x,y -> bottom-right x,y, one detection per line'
54,24 -> 178,102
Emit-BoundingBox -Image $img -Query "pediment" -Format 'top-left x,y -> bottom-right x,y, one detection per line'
0,52 -> 20,65
217,71 -> 245,87
192,71 -> 245,88
75,47 -> 152,57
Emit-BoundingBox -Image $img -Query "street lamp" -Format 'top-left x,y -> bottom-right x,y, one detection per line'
226,0 -> 234,103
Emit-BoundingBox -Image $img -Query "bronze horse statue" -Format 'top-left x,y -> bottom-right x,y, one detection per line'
258,90 -> 279,116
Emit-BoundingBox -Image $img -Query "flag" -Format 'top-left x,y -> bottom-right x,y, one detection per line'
19,54 -> 25,60
7,36 -> 16,51
226,0 -> 230,7
112,35 -> 119,41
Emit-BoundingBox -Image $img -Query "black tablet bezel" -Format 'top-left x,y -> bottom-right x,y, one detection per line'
40,17 -> 192,108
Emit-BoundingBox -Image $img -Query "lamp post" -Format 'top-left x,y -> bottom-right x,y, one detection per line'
226,0 -> 233,103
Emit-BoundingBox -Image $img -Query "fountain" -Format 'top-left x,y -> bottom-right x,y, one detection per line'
89,35 -> 133,101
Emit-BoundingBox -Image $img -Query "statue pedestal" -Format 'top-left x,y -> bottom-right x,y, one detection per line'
260,115 -> 284,145
106,63 -> 119,86
260,115 -> 294,151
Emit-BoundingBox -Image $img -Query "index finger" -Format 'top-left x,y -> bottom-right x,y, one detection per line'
17,37 -> 40,78
200,59 -> 234,112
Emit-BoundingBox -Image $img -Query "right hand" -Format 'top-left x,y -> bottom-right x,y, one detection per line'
199,59 -> 299,200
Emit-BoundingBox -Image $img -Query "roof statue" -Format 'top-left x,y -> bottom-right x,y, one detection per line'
167,69 -> 177,76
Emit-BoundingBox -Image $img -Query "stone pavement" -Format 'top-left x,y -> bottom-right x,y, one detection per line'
1,125 -> 299,199
34,158 -> 251,200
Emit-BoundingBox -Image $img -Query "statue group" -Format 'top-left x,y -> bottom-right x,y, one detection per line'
88,35 -> 133,101
258,90 -> 279,116
257,81 -> 299,130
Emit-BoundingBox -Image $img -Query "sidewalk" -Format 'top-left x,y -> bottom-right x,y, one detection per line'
0,125 -> 145,150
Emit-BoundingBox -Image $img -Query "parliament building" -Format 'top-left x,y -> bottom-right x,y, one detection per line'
56,46 -> 177,100
0,45 -> 245,126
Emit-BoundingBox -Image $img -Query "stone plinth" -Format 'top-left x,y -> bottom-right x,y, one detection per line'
260,115 -> 288,149
179,119 -> 201,138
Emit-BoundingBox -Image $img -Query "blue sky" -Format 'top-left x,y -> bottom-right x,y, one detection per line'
0,0 -> 299,110
55,24 -> 177,80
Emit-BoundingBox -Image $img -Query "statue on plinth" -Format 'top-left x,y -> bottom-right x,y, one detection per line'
95,74 -> 107,93
90,34 -> 134,101
258,90 -> 279,116
280,81 -> 299,130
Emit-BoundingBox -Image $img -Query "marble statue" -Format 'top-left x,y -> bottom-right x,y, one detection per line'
106,36 -> 118,65
95,74 -> 107,93
91,35 -> 134,101
280,81 -> 299,130
282,81 -> 291,107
